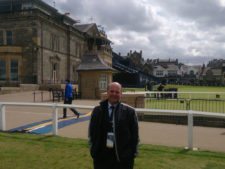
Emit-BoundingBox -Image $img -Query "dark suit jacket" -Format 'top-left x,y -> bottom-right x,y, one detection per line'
89,99 -> 139,162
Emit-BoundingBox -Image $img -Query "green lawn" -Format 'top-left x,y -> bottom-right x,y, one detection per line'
144,98 -> 225,113
166,85 -> 225,92
1,132 -> 225,169
165,85 -> 225,99
125,85 -> 225,112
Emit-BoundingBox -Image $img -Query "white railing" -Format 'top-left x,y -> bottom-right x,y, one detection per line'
0,102 -> 93,135
136,108 -> 225,149
1,102 -> 225,150
145,91 -> 225,99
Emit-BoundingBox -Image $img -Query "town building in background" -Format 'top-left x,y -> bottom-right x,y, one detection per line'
112,51 -> 156,88
199,59 -> 225,86
112,53 -> 225,86
0,0 -> 224,93
0,0 -> 83,85
0,0 -> 113,98
151,59 -> 181,84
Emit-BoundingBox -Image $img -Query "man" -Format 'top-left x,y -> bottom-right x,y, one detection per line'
89,82 -> 139,169
63,80 -> 80,118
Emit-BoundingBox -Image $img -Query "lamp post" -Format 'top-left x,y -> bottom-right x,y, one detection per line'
32,44 -> 38,84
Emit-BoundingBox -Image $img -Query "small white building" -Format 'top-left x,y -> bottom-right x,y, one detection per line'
180,65 -> 202,78
153,64 -> 181,77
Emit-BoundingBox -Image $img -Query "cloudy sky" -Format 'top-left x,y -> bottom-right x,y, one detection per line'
45,0 -> 225,65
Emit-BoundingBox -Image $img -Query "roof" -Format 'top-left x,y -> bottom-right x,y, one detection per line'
77,54 -> 115,71
113,62 -> 138,73
154,65 -> 166,70
211,69 -> 222,76
74,23 -> 96,33
74,23 -> 111,43
154,64 -> 179,70
0,0 -> 78,25
167,64 -> 179,70
201,67 -> 222,76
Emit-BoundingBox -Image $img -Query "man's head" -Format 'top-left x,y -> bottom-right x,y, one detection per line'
107,82 -> 122,105
65,79 -> 70,83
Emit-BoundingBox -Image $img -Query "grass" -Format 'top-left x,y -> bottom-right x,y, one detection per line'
1,132 -> 225,169
165,84 -> 225,92
165,85 -> 225,99
144,98 -> 225,113
124,85 -> 225,92
0,132 -> 92,169
124,85 -> 225,112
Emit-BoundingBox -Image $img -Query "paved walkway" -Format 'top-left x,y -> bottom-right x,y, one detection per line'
0,91 -> 225,153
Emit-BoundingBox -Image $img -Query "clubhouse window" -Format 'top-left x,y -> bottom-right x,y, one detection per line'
156,70 -> 163,76
99,74 -> 107,90
6,30 -> 13,45
0,30 -> 3,45
0,60 -> 6,80
10,60 -> 18,81
0,30 -> 13,45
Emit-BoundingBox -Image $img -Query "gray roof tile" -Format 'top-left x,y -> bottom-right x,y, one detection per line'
77,54 -> 115,71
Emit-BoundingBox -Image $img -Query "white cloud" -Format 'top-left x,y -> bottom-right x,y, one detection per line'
45,0 -> 225,65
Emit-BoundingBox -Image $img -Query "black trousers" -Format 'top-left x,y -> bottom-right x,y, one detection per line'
93,149 -> 134,169
63,98 -> 79,117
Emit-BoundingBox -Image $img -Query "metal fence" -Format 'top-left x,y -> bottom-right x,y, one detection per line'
136,92 -> 225,113
145,91 -> 225,100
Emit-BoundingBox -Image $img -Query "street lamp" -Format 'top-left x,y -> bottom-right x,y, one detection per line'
32,45 -> 38,83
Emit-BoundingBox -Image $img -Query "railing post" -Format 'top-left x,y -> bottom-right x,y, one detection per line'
186,99 -> 191,110
187,110 -> 193,150
33,91 -> 35,102
0,104 -> 6,131
41,91 -> 43,102
52,103 -> 58,135
172,92 -> 174,99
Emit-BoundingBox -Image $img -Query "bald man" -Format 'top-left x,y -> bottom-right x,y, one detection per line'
89,82 -> 139,169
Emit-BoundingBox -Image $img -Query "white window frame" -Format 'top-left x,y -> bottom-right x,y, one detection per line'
10,60 -> 18,81
99,74 -> 107,90
156,70 -> 163,76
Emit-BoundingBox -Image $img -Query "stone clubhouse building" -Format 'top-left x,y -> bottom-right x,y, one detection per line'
0,0 -> 114,98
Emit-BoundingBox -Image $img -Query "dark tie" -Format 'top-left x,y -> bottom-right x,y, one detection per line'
109,106 -> 114,121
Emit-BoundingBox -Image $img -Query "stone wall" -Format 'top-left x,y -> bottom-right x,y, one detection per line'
79,71 -> 113,99
0,11 -> 85,85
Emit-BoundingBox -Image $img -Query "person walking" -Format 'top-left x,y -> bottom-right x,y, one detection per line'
63,80 -> 80,119
89,82 -> 139,169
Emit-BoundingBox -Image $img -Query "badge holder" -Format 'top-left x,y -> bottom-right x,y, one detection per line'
106,132 -> 114,148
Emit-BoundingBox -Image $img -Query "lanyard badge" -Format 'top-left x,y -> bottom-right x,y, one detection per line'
106,132 -> 114,148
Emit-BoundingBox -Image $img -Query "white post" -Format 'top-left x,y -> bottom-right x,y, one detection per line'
0,104 -> 6,131
52,103 -> 58,135
187,110 -> 193,149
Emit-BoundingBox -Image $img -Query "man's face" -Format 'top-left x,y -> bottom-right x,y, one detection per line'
107,84 -> 122,104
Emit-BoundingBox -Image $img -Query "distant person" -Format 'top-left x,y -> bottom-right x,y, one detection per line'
63,80 -> 79,118
157,83 -> 164,98
89,82 -> 139,169
157,83 -> 164,91
147,81 -> 153,91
